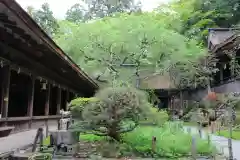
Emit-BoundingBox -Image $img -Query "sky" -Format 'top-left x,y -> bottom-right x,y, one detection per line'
16,0 -> 169,19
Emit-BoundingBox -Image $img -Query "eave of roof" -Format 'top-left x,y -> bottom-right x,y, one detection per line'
2,0 -> 99,90
211,34 -> 238,53
208,28 -> 240,53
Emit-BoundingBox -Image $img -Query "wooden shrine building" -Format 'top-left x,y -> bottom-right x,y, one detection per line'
185,28 -> 240,101
138,70 -> 178,110
0,0 -> 98,135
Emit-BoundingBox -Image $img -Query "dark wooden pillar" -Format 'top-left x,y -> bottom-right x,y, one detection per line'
66,90 -> 69,111
27,76 -> 35,117
0,76 -> 4,117
56,87 -> 61,115
1,65 -> 11,119
27,76 -> 35,128
44,84 -> 51,137
220,64 -> 223,84
44,84 -> 51,116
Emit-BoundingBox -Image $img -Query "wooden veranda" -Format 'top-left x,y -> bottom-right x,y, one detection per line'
0,0 -> 98,136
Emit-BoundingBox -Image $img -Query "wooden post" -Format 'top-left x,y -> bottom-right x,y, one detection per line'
0,81 -> 3,118
152,136 -> 156,152
187,127 -> 191,134
218,122 -> 221,134
32,128 -> 44,152
191,136 -> 197,160
27,76 -> 35,128
56,87 -> 61,115
207,134 -> 211,145
228,107 -> 234,160
211,121 -> 214,134
220,65 -> 223,84
180,90 -> 183,111
66,90 -> 69,111
45,84 -> 51,137
44,84 -> 51,116
198,122 -> 202,138
1,66 -> 11,120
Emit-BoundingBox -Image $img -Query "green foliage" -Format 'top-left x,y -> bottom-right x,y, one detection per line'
140,108 -> 169,125
55,13 -> 206,87
82,0 -> 142,20
80,123 -> 216,158
122,124 -> 215,158
218,93 -> 240,109
69,97 -> 98,118
81,134 -> 104,142
64,0 -> 142,23
26,3 -> 59,37
65,4 -> 85,23
81,86 -> 151,140
169,54 -> 218,89
163,0 -> 240,44
217,129 -> 240,140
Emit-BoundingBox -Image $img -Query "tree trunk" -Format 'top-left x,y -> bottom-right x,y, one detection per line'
108,130 -> 120,141
108,125 -> 120,141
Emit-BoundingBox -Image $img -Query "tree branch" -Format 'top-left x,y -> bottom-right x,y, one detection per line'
118,122 -> 139,133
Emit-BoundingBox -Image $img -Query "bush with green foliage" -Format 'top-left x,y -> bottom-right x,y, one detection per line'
80,123 -> 216,158
122,123 -> 216,158
69,97 -> 98,118
140,108 -> 169,125
81,86 -> 151,141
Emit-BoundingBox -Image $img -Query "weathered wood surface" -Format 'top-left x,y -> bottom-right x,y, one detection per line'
32,128 -> 44,152
0,126 -> 14,131
0,126 -> 14,137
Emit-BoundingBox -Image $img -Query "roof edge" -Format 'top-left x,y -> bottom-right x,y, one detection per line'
3,0 -> 98,89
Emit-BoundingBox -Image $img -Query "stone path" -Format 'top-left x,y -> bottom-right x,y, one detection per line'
184,126 -> 240,160
0,126 -> 57,155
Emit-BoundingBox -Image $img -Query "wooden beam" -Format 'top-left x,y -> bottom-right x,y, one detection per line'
56,87 -> 61,115
1,65 -> 11,118
27,76 -> 35,128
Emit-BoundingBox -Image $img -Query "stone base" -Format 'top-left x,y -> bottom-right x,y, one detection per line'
54,143 -> 80,156
49,130 -> 79,145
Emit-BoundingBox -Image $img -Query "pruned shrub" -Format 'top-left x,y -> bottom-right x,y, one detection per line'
81,86 -> 151,141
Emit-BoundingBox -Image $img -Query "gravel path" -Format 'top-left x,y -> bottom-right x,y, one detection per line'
184,126 -> 240,160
